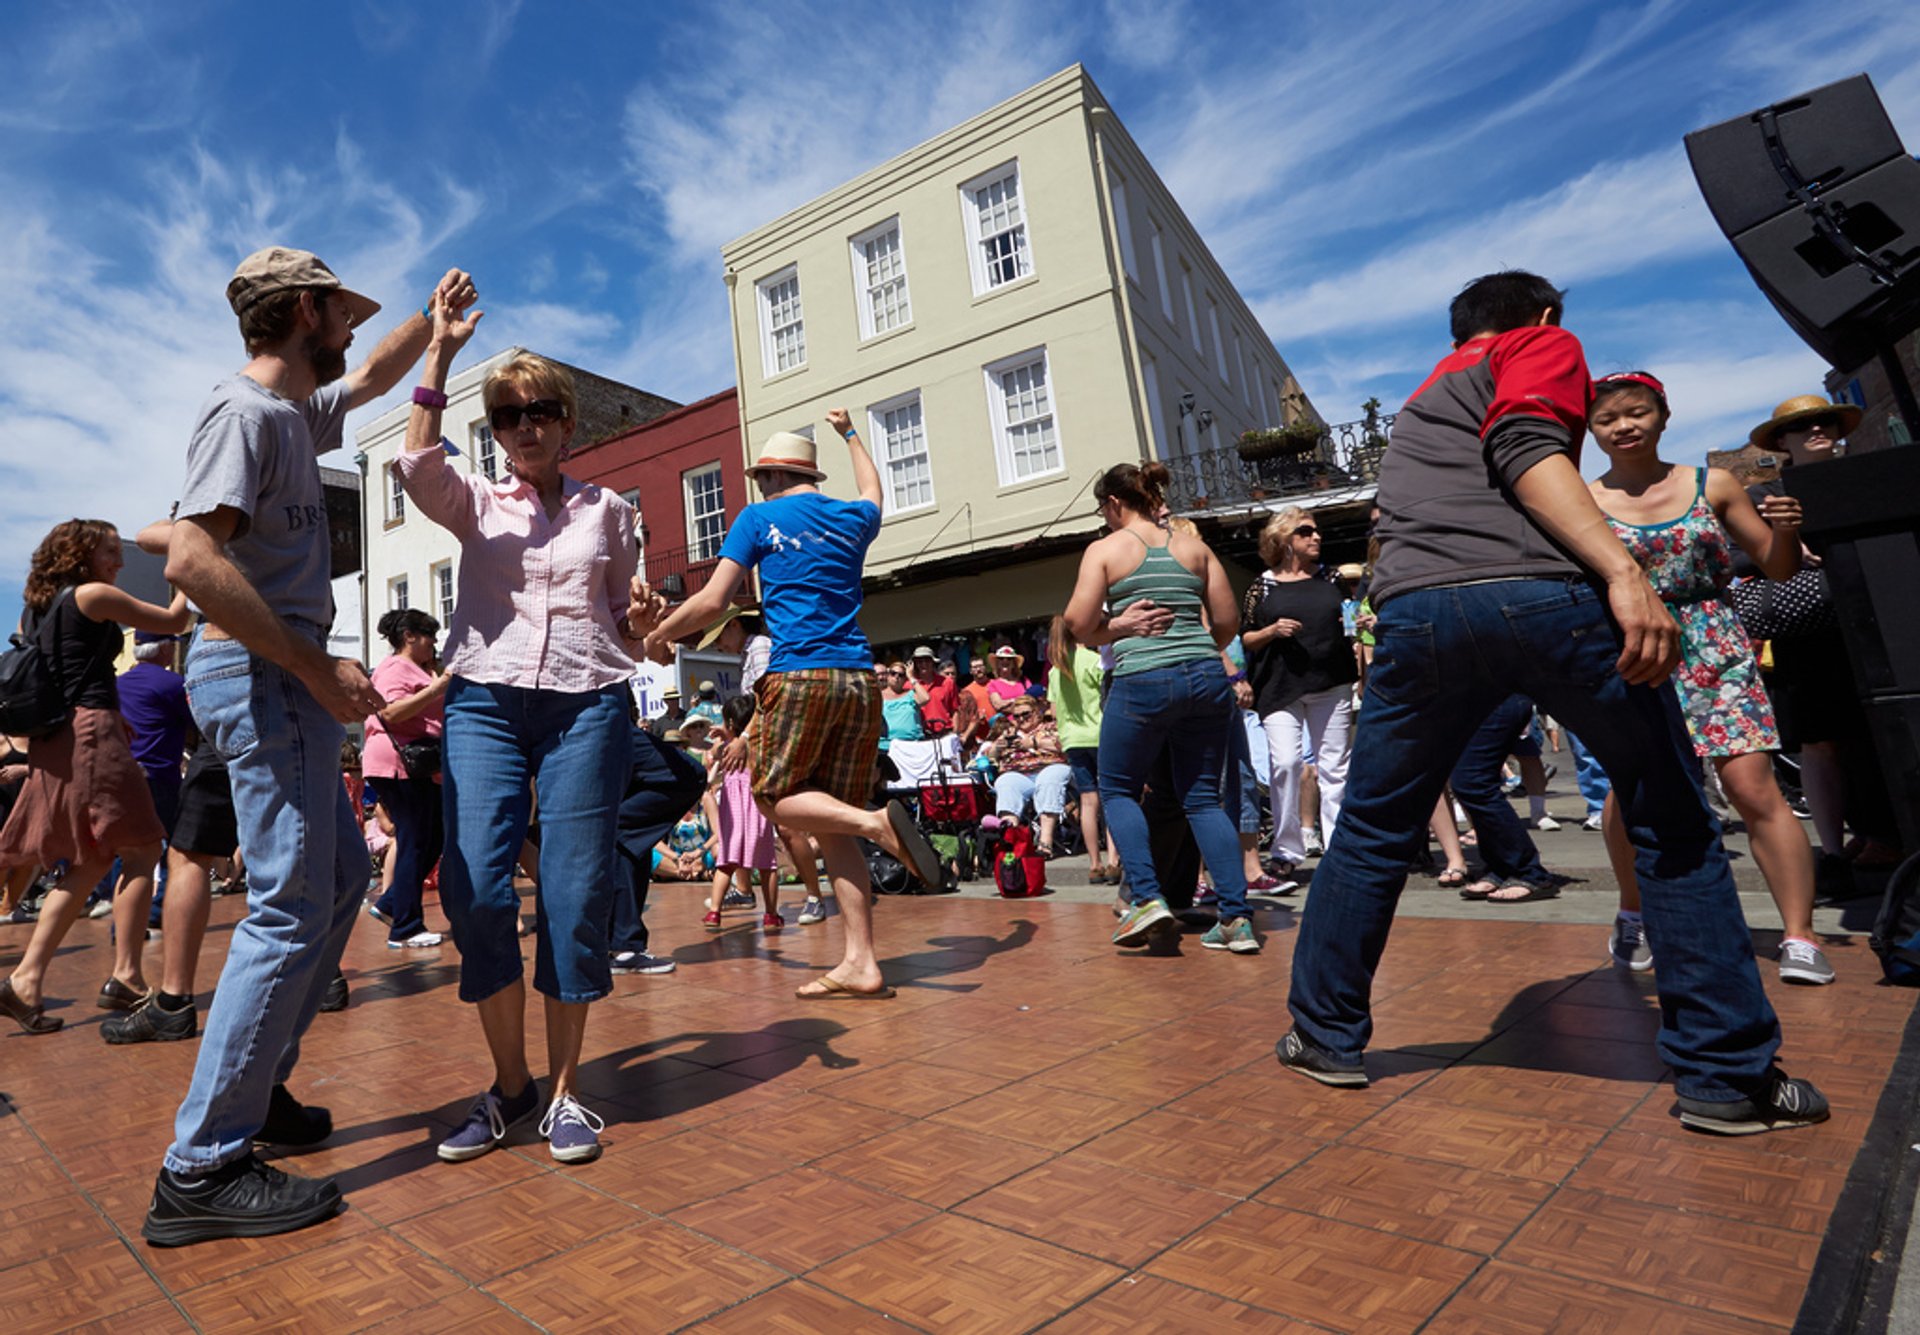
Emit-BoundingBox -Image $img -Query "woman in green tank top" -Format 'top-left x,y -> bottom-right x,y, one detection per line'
1063,462 -> 1260,955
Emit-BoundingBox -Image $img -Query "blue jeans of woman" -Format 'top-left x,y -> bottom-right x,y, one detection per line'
441,678 -> 630,1004
994,763 -> 1072,818
368,774 -> 443,941
1099,657 -> 1250,922
1286,579 -> 1780,1102
1448,695 -> 1550,885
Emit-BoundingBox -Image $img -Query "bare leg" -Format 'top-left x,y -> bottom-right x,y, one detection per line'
1241,832 -> 1264,883
0,863 -> 36,913
543,997 -> 589,1103
1719,752 -> 1815,940
1038,811 -> 1059,853
1797,742 -> 1846,856
707,866 -> 730,917
161,850 -> 214,997
1430,795 -> 1466,874
811,832 -> 882,990
777,826 -> 824,899
476,979 -> 534,1099
1079,792 -> 1106,872
1300,765 -> 1320,842
757,868 -> 778,915
110,840 -> 164,993
4,859 -> 111,1007
1604,792 -> 1641,914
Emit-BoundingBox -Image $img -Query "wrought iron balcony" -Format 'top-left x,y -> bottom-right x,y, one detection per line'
1165,413 -> 1396,513
640,542 -> 723,599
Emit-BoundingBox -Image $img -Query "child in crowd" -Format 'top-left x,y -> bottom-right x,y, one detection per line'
703,696 -> 781,932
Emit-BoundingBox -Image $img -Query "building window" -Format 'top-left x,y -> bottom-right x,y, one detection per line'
1181,264 -> 1202,357
684,463 -> 726,561
756,266 -> 806,377
985,349 -> 1063,485
1142,354 -> 1166,460
1234,334 -> 1251,408
1257,372 -> 1274,426
387,460 -> 405,524
869,392 -> 933,514
851,218 -> 911,337
1209,300 -> 1229,382
388,574 -> 409,611
961,161 -> 1032,295
1109,172 -> 1138,280
1208,418 -> 1223,454
1177,386 -> 1199,456
431,561 -> 454,628
1149,217 -> 1173,321
471,422 -> 498,482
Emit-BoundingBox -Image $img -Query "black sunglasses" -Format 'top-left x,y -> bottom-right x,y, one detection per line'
1293,524 -> 1319,538
488,399 -> 568,432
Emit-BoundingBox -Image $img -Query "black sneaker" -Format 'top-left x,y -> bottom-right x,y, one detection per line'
1275,1029 -> 1369,1087
317,971 -> 348,1013
102,997 -> 197,1045
257,1084 -> 333,1147
142,1153 -> 341,1247
1677,1070 -> 1829,1136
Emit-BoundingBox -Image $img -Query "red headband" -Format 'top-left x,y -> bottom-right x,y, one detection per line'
1593,371 -> 1667,402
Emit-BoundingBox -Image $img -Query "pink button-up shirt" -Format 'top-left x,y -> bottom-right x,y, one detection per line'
394,448 -> 638,694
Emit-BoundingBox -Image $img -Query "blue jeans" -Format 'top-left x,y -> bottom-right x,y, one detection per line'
165,631 -> 369,1175
994,764 -> 1072,818
1449,695 -> 1549,885
1099,658 -> 1250,922
367,774 -> 442,941
441,678 -> 630,1004
1567,731 -> 1611,816
609,724 -> 708,955
1287,579 -> 1780,1102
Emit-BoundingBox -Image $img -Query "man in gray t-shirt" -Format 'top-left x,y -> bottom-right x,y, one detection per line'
142,247 -> 480,1249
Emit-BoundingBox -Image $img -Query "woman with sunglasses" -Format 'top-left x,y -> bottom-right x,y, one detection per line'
1064,462 -> 1259,954
394,297 -> 662,1165
1586,372 -> 1829,984
877,660 -> 924,752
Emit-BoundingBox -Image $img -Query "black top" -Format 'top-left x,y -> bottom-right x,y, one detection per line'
1243,572 -> 1357,713
29,589 -> 120,713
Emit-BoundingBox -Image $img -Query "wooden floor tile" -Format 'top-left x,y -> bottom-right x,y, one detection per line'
703,1090 -> 909,1164
0,1239 -> 170,1335
1500,1187 -> 1820,1326
585,1127 -> 796,1213
1414,1058 -> 1653,1128
919,1031 -> 1082,1081
1256,1144 -> 1553,1253
360,1285 -> 540,1331
931,1081 -> 1151,1153
813,1214 -> 1121,1334
814,1121 -> 1054,1208
1164,1056 -> 1441,1142
1345,1095 -> 1610,1183
1048,1273 -> 1319,1333
484,1217 -> 784,1330
0,1181 -> 120,1264
817,1058 -> 1008,1117
176,1230 -> 468,1333
672,1167 -> 935,1271
137,1198 -> 376,1296
1567,1128 -> 1848,1234
1426,1259 -> 1781,1333
392,1170 -> 640,1282
688,1280 -> 906,1333
1148,1201 -> 1481,1334
1032,1048 -> 1219,1104
1065,1109 -> 1319,1195
958,1156 -> 1233,1268
57,1301 -> 199,1335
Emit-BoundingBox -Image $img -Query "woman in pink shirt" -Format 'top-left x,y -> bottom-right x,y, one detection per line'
396,302 -> 658,1167
360,607 -> 449,950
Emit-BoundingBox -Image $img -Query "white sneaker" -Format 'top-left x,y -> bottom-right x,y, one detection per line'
1778,938 -> 1835,985
1581,812 -> 1604,832
1533,815 -> 1563,832
388,931 -> 444,949
1302,829 -> 1324,857
796,898 -> 826,925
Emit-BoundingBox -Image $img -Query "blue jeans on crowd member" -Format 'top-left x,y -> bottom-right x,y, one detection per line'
1567,730 -> 1611,817
1287,579 -> 1780,1102
440,678 -> 630,1005
165,630 -> 369,1175
609,724 -> 708,957
1099,657 -> 1251,922
1225,708 -> 1263,837
994,764 -> 1072,819
1449,695 -> 1551,885
367,774 -> 443,942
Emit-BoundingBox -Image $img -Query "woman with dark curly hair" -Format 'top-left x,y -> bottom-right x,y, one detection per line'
0,518 -> 191,1034
360,607 -> 450,950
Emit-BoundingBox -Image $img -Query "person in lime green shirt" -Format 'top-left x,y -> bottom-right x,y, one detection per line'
1045,615 -> 1120,881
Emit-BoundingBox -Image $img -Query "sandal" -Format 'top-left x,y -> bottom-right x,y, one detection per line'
795,974 -> 895,1001
1457,879 -> 1501,901
1487,880 -> 1559,904
1436,867 -> 1470,890
0,977 -> 62,1035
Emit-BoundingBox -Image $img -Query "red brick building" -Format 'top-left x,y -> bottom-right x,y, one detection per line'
568,388 -> 746,600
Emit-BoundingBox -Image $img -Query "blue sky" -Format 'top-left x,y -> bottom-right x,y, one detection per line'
4,0 -> 1919,617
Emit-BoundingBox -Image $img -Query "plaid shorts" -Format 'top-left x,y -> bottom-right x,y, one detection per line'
752,669 -> 882,806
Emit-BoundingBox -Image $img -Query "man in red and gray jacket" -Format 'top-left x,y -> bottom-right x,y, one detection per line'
1280,270 -> 1826,1136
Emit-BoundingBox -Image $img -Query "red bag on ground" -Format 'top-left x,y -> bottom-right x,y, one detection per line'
992,822 -> 1047,898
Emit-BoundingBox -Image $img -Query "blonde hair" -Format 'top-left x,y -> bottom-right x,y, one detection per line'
482,353 -> 577,424
1258,507 -> 1312,570
1047,614 -> 1075,674
1167,517 -> 1200,538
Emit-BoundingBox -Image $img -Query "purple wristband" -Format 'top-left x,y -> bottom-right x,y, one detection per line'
412,386 -> 449,410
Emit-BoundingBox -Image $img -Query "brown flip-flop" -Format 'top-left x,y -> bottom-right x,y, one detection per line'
885,800 -> 943,888
1457,879 -> 1501,901
796,974 -> 896,1001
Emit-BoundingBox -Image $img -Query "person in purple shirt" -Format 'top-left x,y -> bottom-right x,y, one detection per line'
118,630 -> 193,834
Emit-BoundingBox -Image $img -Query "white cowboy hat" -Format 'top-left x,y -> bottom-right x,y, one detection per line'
744,430 -> 827,481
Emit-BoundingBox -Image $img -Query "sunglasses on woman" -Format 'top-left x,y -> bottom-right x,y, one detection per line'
488,399 -> 569,432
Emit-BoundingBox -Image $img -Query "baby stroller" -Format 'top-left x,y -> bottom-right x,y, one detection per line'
917,748 -> 993,882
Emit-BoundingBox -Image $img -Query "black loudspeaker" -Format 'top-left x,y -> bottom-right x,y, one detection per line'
1685,75 -> 1920,371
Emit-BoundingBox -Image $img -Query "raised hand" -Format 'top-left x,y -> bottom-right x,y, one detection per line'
824,407 -> 853,438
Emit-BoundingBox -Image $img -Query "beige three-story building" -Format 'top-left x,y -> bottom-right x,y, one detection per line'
721,64 -> 1317,646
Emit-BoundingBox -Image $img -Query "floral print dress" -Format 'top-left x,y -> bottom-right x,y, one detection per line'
1605,468 -> 1779,758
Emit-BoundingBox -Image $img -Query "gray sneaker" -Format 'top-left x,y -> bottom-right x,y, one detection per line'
1777,938 -> 1835,985
1275,1029 -> 1368,1087
796,898 -> 827,925
1677,1070 -> 1829,1135
539,1093 -> 605,1164
437,1082 -> 542,1163
610,951 -> 676,975
1200,917 -> 1261,954
1608,915 -> 1653,972
1112,897 -> 1175,947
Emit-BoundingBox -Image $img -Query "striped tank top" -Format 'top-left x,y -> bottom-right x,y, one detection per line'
1107,532 -> 1217,676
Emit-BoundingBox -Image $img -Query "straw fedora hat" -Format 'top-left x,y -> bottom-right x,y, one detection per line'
1748,395 -> 1862,449
745,430 -> 827,481
695,601 -> 762,651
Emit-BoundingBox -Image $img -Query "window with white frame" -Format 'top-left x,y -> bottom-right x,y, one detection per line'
431,561 -> 454,628
619,488 -> 645,575
387,459 -> 405,524
1234,334 -> 1251,407
1108,172 -> 1138,281
471,422 -> 498,482
1142,354 -> 1166,459
961,162 -> 1032,295
1149,218 -> 1173,320
756,266 -> 806,376
985,349 -> 1063,484
851,218 -> 911,337
1208,300 -> 1229,382
1180,264 -> 1202,356
388,574 -> 409,611
869,392 -> 933,513
684,463 -> 726,561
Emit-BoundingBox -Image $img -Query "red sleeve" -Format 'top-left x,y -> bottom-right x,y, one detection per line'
1482,326 -> 1591,442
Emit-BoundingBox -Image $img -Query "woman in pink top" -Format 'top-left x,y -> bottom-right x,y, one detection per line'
396,302 -> 660,1167
361,607 -> 449,950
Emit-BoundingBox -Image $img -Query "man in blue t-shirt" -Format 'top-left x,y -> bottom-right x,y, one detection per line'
645,409 -> 940,1000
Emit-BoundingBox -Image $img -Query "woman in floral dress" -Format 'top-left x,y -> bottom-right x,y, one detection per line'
1587,372 -> 1829,984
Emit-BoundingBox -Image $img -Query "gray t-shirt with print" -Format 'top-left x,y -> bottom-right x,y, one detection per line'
176,375 -> 350,629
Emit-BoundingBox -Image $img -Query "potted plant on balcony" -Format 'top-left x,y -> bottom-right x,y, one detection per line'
1237,421 -> 1323,462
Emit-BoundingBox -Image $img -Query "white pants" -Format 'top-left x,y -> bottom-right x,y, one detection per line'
1262,685 -> 1354,864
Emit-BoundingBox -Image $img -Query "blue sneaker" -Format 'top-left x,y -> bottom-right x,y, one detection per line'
540,1093 -> 605,1164
437,1082 -> 541,1162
